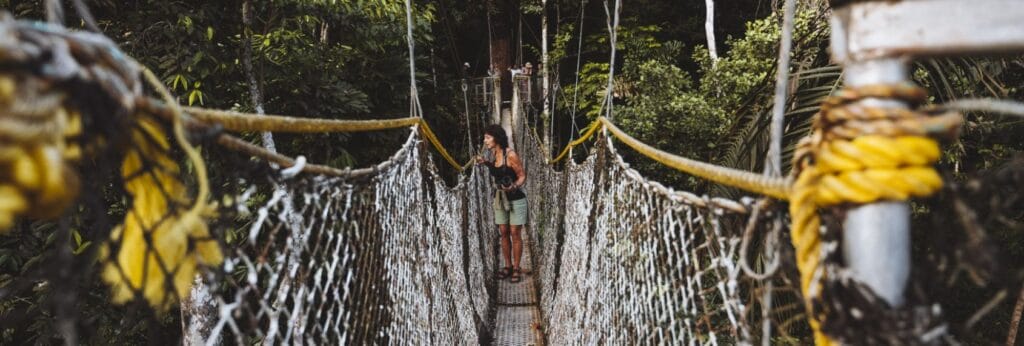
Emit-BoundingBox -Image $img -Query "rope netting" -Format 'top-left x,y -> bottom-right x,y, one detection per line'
3,5 -> 1024,346
518,103 -> 805,344
202,131 -> 499,344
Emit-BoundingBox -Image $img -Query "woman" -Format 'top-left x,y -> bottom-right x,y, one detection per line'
475,125 -> 527,283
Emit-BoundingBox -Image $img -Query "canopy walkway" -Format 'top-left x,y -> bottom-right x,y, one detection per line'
178,115 -> 762,344
2,1 -> 1024,345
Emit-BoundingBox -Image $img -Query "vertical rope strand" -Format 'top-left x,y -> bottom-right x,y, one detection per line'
767,0 -> 796,176
761,2 -> 797,343
569,0 -> 588,147
45,0 -> 64,25
602,0 -> 621,121
404,0 -> 421,118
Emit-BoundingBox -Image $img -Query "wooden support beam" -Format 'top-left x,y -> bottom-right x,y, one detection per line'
831,0 -> 1024,63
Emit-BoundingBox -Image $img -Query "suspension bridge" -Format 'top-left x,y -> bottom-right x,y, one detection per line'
2,0 -> 1024,345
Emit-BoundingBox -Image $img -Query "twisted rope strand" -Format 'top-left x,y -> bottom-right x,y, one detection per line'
788,84 -> 960,345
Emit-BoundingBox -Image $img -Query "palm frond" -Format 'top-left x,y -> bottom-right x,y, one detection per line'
711,64 -> 840,198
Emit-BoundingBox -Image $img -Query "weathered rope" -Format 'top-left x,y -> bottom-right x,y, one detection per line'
403,0 -> 422,119
603,118 -> 791,199
0,15 -> 141,233
551,117 -> 791,199
601,0 -> 621,120
550,118 -> 603,163
143,101 -> 468,171
739,199 -> 782,280
139,66 -> 211,218
0,14 -> 226,311
787,83 -> 961,345
767,0 -> 798,176
939,98 -> 1024,118
182,106 -> 421,133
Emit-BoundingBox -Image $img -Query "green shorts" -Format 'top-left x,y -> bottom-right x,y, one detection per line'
494,197 -> 528,225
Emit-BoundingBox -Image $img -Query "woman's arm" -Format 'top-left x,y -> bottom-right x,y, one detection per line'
508,151 -> 527,189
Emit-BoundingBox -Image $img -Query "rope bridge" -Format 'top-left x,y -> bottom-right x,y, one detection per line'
0,14 -> 782,343
2,3 -> 1024,345
204,132 -> 497,344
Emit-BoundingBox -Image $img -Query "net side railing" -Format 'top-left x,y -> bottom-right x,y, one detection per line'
204,133 -> 498,344
519,118 -> 799,344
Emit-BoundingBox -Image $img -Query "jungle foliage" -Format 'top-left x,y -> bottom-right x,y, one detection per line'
0,0 -> 1022,343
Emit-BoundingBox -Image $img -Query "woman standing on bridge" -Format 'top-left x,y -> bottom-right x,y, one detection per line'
475,125 -> 528,283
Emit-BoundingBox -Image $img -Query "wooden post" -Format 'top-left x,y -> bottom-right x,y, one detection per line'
509,75 -> 522,150
830,0 -> 1024,308
492,77 -> 502,125
541,0 -> 551,157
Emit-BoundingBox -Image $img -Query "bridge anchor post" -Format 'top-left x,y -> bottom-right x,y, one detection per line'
831,0 -> 1024,309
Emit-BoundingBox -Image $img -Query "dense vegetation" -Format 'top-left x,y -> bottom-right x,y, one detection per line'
0,0 -> 1021,343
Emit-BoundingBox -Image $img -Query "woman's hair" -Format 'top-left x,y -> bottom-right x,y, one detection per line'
483,124 -> 509,149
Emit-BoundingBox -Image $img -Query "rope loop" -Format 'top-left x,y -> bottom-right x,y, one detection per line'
739,198 -> 782,281
788,83 -> 962,345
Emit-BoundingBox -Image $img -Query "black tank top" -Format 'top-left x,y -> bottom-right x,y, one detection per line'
489,148 -> 526,201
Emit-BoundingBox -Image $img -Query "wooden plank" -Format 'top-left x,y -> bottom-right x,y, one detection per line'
831,0 -> 1024,63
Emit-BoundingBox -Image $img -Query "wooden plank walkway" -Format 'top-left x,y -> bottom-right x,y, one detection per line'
492,242 -> 544,346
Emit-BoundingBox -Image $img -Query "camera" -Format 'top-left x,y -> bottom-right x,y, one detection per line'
496,176 -> 515,189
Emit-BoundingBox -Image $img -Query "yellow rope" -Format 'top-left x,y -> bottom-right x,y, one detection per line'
787,84 -> 959,345
415,119 -> 473,170
139,66 -> 211,219
550,118 -> 603,164
601,118 -> 791,199
178,101 -> 787,184
166,82 -> 962,346
159,101 -> 467,170
144,78 -> 961,344
549,117 -> 790,198
183,106 -> 421,133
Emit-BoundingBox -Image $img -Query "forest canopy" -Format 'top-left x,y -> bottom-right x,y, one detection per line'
1,0 -> 1022,344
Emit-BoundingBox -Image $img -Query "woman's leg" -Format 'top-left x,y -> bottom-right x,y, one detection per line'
499,224 -> 512,270
510,225 -> 523,271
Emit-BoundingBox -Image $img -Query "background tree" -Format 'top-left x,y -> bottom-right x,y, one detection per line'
0,0 -> 1022,343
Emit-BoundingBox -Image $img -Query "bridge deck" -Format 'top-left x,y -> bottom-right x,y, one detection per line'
492,240 -> 544,346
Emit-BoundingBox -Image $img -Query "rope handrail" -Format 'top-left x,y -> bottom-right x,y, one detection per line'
139,99 -> 468,171
602,118 -> 791,200
181,106 -> 421,133
168,98 -> 791,199
550,118 -> 604,164
147,91 -> 1024,204
550,117 -> 791,199
523,118 -> 752,213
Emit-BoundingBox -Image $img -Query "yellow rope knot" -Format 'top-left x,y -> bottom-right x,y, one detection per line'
788,84 -> 961,345
0,73 -> 84,233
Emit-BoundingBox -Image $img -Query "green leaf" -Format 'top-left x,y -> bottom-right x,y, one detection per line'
73,241 -> 92,255
191,51 -> 205,67
45,231 -> 58,247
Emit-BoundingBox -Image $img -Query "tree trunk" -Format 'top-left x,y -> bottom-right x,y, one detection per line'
181,276 -> 217,345
242,0 -> 277,152
181,2 -> 282,343
489,0 -> 513,110
704,0 -> 719,65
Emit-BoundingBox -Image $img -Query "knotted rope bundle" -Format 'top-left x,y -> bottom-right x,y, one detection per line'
0,74 -> 83,232
0,15 -> 136,233
788,84 -> 962,345
0,16 -> 221,311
